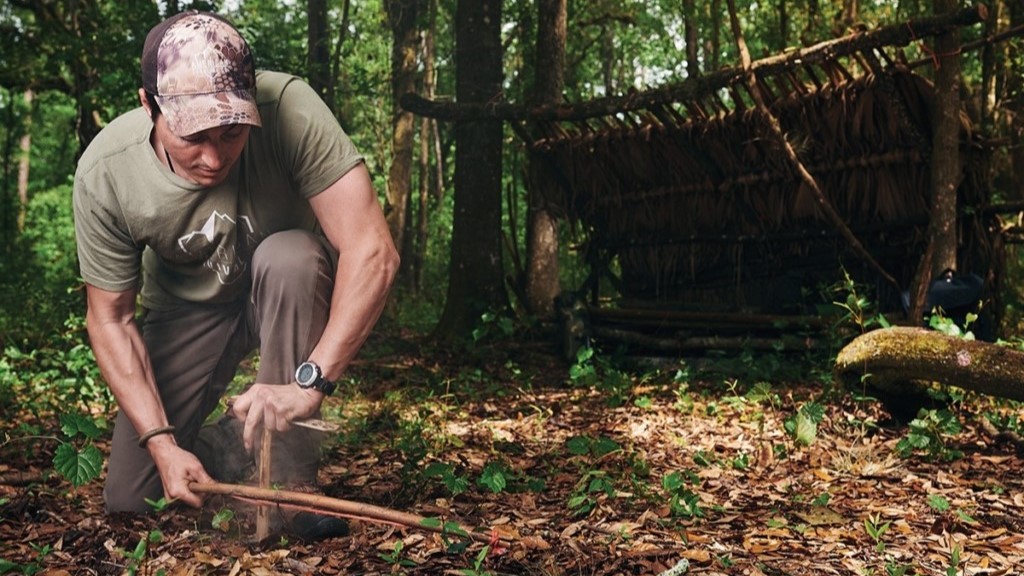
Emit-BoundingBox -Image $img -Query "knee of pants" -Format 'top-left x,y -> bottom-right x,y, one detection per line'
104,475 -> 163,514
252,230 -> 335,287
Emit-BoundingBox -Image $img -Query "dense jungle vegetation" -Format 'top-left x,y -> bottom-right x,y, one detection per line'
2,1 -> 1024,574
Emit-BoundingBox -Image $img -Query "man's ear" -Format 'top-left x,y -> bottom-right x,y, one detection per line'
138,88 -> 151,115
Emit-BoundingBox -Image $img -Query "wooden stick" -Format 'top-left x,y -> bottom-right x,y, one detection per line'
255,427 -> 272,540
189,481 -> 505,544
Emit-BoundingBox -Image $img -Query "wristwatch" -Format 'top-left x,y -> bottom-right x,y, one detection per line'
295,361 -> 336,396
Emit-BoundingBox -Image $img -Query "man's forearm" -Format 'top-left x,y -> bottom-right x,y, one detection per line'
308,241 -> 399,382
86,308 -> 172,442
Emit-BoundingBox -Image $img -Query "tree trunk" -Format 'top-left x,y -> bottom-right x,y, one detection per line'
307,0 -> 332,109
801,0 -> 821,45
834,327 -> 1024,403
386,0 -> 420,279
2,90 -> 16,252
329,0 -> 352,115
910,0 -> 963,326
839,0 -> 858,32
978,0 -> 1000,135
414,0 -> 439,292
435,0 -> 507,340
709,0 -> 721,70
1007,1 -> 1024,201
524,0 -> 566,320
683,0 -> 700,78
17,90 -> 32,233
776,0 -> 789,50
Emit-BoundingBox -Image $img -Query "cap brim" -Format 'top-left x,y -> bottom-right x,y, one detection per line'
156,89 -> 261,137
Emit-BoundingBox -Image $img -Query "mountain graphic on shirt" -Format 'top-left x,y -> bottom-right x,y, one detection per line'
176,211 -> 255,285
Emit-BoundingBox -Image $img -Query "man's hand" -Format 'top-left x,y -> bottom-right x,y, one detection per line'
229,383 -> 322,451
147,435 -> 213,508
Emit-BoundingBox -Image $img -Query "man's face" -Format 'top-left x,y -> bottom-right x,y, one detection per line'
140,90 -> 251,188
155,115 -> 251,187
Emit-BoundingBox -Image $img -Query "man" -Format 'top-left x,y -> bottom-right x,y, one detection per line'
72,10 -> 399,534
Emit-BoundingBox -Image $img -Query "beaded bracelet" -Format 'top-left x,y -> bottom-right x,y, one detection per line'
138,425 -> 176,448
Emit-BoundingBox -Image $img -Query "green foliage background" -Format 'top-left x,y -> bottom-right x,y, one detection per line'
1,0 -> 1023,414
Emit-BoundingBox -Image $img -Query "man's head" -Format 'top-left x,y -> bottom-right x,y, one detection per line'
141,10 -> 261,137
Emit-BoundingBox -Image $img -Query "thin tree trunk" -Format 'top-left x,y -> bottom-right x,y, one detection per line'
307,0 -> 332,108
329,0 -> 352,115
684,0 -> 700,78
17,90 -> 32,232
2,90 -> 16,251
777,0 -> 789,50
928,0 -> 963,278
415,113 -> 430,292
840,0 -> 858,32
414,0 -> 439,292
801,0 -> 820,45
386,0 -> 420,278
711,0 -> 722,70
525,0 -> 566,319
1007,1 -> 1024,201
978,0 -> 1000,134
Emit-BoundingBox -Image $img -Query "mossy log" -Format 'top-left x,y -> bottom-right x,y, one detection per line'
834,327 -> 1024,402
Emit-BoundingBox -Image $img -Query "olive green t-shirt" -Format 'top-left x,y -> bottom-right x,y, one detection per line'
74,71 -> 363,310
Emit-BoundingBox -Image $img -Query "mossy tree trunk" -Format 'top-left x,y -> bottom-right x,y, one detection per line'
834,327 -> 1024,402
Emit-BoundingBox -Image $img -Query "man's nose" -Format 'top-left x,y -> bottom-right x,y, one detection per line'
200,142 -> 228,170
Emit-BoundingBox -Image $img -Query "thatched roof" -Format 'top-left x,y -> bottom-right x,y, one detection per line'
526,44 -> 993,317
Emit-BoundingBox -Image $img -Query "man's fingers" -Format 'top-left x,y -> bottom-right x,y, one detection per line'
242,410 -> 262,452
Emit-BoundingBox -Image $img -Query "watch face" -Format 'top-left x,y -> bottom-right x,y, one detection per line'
297,363 -> 315,385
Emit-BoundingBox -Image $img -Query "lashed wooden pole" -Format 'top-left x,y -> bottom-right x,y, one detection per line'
189,481 -> 505,544
724,0 -> 900,289
400,5 -> 988,122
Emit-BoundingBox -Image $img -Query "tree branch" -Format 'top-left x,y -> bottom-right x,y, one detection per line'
401,4 -> 988,121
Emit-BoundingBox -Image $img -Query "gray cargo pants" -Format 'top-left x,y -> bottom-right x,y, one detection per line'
104,230 -> 335,513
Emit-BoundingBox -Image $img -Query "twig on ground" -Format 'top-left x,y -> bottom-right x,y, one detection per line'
977,416 -> 1024,452
189,481 -> 510,545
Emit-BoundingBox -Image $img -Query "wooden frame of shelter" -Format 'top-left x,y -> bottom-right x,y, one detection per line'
405,5 -> 1023,353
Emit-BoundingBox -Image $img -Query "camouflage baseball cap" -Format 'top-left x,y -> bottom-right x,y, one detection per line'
142,11 -> 261,137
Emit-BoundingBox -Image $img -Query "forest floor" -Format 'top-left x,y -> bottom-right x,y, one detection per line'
2,325 -> 1024,575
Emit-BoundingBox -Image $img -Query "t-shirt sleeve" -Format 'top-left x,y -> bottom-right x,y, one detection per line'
274,78 -> 364,199
73,170 -> 142,293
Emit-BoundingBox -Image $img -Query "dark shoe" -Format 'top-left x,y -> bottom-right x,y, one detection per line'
194,416 -> 254,483
287,512 -> 349,541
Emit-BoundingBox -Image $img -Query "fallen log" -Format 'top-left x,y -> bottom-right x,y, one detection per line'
834,327 -> 1024,403
190,481 -> 507,545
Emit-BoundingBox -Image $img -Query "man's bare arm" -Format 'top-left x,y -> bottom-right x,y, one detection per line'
231,163 -> 399,449
85,285 -> 212,506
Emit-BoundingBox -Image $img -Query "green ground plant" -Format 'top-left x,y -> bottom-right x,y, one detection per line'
895,408 -> 964,461
52,412 -> 104,487
568,346 -> 634,407
116,530 -> 164,576
662,470 -> 703,519
379,539 -> 417,569
0,543 -> 50,575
